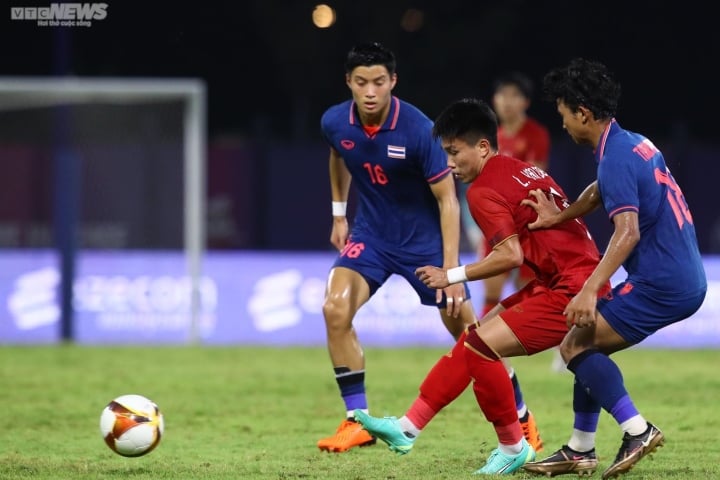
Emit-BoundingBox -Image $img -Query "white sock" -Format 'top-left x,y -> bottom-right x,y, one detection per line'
620,415 -> 648,436
567,429 -> 596,452
398,416 -> 420,438
349,408 -> 367,419
498,440 -> 524,455
517,405 -> 528,419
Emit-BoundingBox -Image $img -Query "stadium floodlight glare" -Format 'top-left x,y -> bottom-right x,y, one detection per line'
0,77 -> 207,343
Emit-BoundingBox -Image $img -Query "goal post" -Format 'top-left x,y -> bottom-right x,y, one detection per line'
0,77 -> 207,343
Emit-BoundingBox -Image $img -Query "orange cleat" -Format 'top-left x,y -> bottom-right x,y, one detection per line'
521,411 -> 544,453
317,419 -> 377,453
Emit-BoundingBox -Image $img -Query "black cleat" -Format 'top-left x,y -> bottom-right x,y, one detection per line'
602,422 -> 665,479
523,444 -> 597,477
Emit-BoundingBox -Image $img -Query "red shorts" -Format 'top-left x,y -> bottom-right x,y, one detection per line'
497,279 -> 574,355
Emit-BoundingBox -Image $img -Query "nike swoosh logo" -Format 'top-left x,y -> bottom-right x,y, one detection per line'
512,176 -> 530,187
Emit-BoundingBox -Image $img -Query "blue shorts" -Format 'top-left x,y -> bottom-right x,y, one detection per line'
332,234 -> 470,308
597,280 -> 706,344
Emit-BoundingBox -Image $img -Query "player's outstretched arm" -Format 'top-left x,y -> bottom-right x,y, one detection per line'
328,147 -> 351,251
415,236 -> 523,288
522,181 -> 601,230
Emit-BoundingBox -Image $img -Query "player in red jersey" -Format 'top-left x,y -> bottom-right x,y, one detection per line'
479,72 -> 551,318
353,98 -> 609,475
473,72 -> 566,375
457,73 -> 555,444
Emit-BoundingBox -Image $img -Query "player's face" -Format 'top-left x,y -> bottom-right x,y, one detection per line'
441,137 -> 489,184
346,65 -> 397,121
556,100 -> 593,146
492,85 -> 529,124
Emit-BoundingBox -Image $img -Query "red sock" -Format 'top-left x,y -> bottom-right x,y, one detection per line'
464,334 -> 523,445
406,331 -> 471,429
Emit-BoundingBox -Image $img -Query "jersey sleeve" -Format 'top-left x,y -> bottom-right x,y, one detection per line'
598,147 -> 640,219
319,109 -> 334,146
466,185 -> 516,247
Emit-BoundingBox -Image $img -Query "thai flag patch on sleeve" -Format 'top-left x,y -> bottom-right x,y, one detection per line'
387,145 -> 406,159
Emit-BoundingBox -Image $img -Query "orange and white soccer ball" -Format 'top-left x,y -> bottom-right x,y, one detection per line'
100,394 -> 164,457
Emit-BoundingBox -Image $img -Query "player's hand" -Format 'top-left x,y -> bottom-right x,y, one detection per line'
521,189 -> 561,230
415,265 -> 449,289
415,265 -> 466,317
564,289 -> 598,328
329,218 -> 349,251
441,282 -> 466,318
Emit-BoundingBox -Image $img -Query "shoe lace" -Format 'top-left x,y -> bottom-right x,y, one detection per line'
336,420 -> 356,433
521,421 -> 542,449
486,450 -> 502,466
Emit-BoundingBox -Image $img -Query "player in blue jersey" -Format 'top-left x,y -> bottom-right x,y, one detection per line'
316,42 -> 542,454
521,58 -> 707,479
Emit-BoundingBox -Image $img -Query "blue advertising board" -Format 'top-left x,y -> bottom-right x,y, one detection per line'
1,250 -> 718,347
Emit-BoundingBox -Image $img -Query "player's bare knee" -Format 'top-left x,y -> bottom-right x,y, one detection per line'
559,333 -> 587,363
558,342 -> 574,363
322,295 -> 353,329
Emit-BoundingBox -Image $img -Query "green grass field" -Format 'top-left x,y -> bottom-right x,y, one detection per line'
1,345 -> 718,479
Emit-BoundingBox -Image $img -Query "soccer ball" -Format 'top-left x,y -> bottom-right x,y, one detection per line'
100,394 -> 164,457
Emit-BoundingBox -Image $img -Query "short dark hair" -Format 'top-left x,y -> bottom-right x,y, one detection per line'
542,58 -> 621,120
344,42 -> 397,75
493,71 -> 534,99
432,98 -> 498,149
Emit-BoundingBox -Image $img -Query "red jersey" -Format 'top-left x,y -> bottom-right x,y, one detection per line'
466,154 -> 601,288
497,117 -> 550,167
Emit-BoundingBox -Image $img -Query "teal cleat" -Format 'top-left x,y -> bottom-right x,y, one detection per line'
352,409 -> 415,455
474,438 -> 536,475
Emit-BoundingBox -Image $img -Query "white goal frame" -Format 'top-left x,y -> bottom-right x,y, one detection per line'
0,77 -> 207,343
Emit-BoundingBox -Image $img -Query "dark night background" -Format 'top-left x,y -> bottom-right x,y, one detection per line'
1,1 -> 719,252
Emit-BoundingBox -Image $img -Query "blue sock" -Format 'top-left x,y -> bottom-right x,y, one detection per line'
572,377 -> 601,432
567,350 -> 638,424
609,394 -> 640,425
510,371 -> 526,413
334,367 -> 366,416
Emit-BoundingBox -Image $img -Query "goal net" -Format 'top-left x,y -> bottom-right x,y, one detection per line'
0,77 -> 206,343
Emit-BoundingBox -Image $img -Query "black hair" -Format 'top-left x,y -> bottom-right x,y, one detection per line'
432,98 -> 498,149
542,58 -> 621,120
344,42 -> 397,76
493,71 -> 534,99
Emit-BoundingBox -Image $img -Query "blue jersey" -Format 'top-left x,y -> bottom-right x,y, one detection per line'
596,120 -> 706,294
320,96 -> 451,255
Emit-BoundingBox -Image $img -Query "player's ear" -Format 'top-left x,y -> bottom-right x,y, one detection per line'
478,138 -> 491,155
578,106 -> 592,123
345,73 -> 351,89
390,73 -> 398,89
